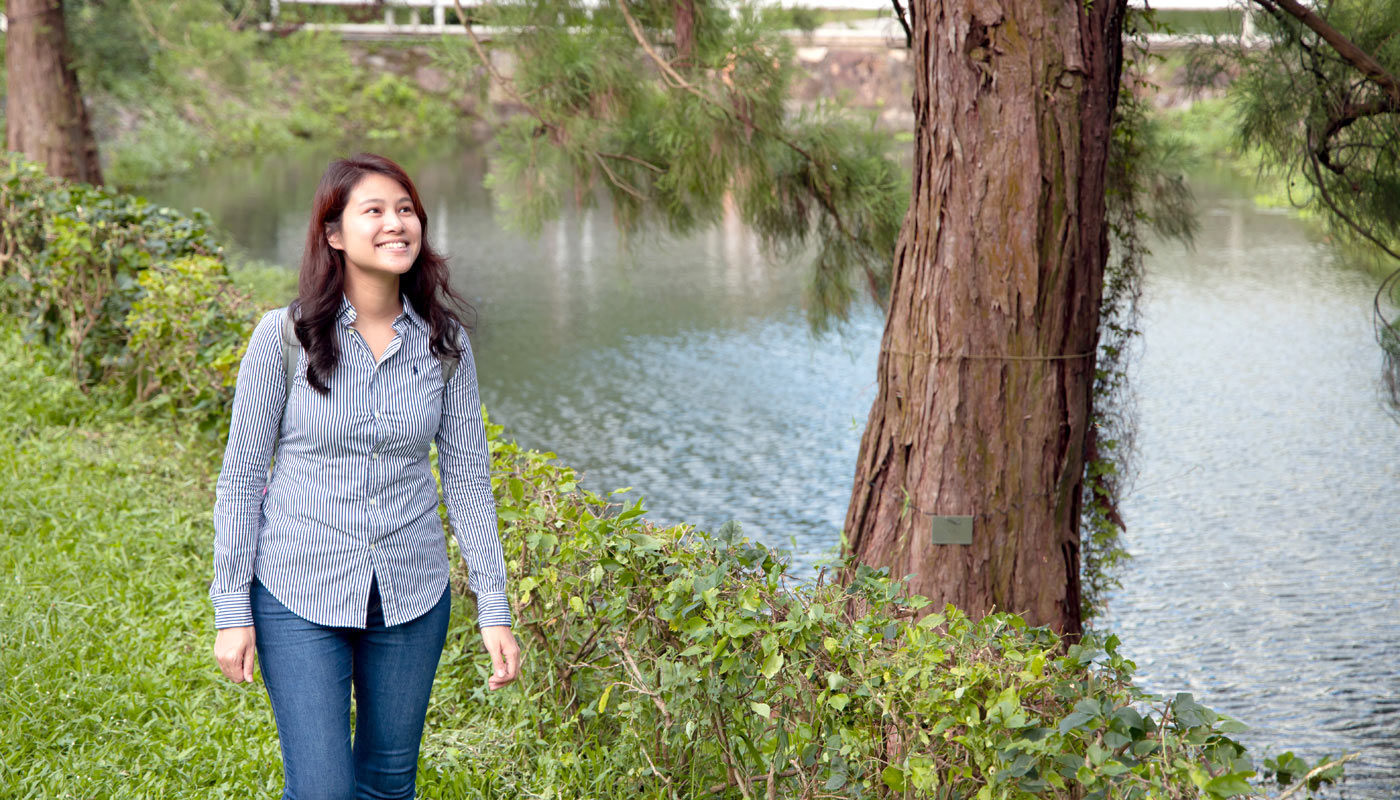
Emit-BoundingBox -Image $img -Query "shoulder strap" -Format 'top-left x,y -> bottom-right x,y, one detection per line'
441,327 -> 461,386
279,306 -> 299,399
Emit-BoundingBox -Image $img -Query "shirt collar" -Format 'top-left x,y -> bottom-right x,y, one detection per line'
337,295 -> 357,326
396,294 -> 426,332
336,293 -> 426,332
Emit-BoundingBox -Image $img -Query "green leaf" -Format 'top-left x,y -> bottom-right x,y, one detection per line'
916,613 -> 946,630
627,533 -> 663,550
750,702 -> 771,719
761,651 -> 784,679
1204,773 -> 1254,797
881,765 -> 906,792
597,684 -> 613,714
1058,710 -> 1096,734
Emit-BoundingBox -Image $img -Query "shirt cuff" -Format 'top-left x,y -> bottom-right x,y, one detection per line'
475,592 -> 513,629
212,589 -> 254,629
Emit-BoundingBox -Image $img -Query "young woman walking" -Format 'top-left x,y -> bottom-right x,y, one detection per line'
210,153 -> 520,799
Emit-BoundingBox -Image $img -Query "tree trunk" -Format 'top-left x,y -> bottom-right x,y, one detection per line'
672,0 -> 697,68
841,0 -> 1127,636
5,0 -> 104,185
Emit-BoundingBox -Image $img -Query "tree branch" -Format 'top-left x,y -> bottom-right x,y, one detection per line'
1316,95 -> 1399,175
1256,0 -> 1400,106
614,633 -> 673,729
612,0 -> 860,245
889,0 -> 912,49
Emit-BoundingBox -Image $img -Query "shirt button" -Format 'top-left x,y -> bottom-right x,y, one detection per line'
372,452 -> 380,460
369,498 -> 378,506
369,543 -> 376,551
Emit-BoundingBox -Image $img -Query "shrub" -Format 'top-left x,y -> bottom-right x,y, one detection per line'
0,153 -> 255,427
126,255 -> 256,426
438,422 -> 1345,800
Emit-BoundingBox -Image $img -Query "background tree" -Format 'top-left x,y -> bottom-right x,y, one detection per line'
5,0 -> 103,184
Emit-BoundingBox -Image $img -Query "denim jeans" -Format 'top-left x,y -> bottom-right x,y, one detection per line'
251,576 -> 450,800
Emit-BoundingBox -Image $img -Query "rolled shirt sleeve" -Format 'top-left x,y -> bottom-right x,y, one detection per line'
435,324 -> 513,628
210,310 -> 286,629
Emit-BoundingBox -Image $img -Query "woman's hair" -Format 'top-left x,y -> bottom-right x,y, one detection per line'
293,152 -> 472,394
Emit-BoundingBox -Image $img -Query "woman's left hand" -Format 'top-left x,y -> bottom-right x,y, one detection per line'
480,625 -> 520,690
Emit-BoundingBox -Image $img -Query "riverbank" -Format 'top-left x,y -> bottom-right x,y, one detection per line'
0,293 -> 1314,797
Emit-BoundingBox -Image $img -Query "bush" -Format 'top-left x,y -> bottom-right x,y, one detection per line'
126,255 -> 256,426
0,154 -> 257,428
434,422 -> 1345,800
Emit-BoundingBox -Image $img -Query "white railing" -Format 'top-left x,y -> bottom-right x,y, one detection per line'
263,0 -> 1269,45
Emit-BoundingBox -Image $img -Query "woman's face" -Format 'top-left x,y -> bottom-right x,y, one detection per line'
326,172 -> 422,283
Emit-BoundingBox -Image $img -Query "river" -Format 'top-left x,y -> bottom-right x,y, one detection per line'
144,143 -> 1399,796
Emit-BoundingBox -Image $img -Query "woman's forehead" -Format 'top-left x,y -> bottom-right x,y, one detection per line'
349,173 -> 411,203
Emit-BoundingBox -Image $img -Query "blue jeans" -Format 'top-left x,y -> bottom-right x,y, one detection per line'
251,576 -> 450,800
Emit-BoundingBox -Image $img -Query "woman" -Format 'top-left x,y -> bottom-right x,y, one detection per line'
210,153 -> 520,799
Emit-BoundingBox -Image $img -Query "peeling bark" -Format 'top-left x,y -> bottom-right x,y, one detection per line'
5,0 -> 104,185
842,0 -> 1128,636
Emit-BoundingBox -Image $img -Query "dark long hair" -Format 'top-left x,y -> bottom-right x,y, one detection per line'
293,153 -> 471,394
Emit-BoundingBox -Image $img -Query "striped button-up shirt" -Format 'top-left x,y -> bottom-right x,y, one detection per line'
210,295 -> 511,630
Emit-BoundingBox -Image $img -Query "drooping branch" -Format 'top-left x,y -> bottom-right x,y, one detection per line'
1254,0 -> 1400,106
611,0 -> 864,249
1316,95 -> 1399,176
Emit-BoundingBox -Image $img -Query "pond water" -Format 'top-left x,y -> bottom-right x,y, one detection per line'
144,144 -> 1399,796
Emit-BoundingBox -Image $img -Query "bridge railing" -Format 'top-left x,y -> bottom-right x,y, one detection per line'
262,0 -> 1272,46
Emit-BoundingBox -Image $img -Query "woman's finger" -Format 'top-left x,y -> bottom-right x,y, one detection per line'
487,640 -> 507,682
242,645 -> 256,683
504,645 -> 520,680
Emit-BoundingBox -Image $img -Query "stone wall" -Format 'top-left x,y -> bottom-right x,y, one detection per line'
347,41 -> 916,134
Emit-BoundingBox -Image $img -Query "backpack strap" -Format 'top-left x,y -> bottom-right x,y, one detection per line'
441,325 -> 461,387
279,305 -> 299,398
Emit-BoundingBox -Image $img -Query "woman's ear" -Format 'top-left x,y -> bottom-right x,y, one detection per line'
325,226 -> 343,251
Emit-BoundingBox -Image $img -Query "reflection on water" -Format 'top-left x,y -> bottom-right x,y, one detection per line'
145,152 -> 1397,797
1102,171 -> 1400,797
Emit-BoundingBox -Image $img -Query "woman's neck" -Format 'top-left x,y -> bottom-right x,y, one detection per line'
343,274 -> 402,325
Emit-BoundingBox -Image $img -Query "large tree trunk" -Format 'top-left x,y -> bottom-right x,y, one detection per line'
5,0 -> 104,185
841,0 -> 1127,636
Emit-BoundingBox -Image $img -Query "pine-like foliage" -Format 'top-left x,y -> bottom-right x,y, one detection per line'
436,0 -> 908,332
1231,0 -> 1400,407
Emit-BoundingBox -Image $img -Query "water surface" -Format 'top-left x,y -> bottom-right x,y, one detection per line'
146,149 -> 1399,796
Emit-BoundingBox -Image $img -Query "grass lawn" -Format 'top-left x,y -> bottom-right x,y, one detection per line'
0,326 -> 536,798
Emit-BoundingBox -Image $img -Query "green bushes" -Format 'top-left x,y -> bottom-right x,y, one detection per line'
438,423 -> 1341,799
127,255 -> 255,419
0,154 -> 259,428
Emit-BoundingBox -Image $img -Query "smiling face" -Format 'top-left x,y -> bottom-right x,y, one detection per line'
325,172 -> 423,284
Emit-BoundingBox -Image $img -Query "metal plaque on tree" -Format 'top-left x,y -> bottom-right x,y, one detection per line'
930,515 -> 973,545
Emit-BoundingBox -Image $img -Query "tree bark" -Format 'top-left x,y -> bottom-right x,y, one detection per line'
672,0 -> 697,68
842,0 -> 1128,636
5,0 -> 104,185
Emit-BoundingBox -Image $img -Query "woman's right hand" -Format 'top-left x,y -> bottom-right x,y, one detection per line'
214,626 -> 257,683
